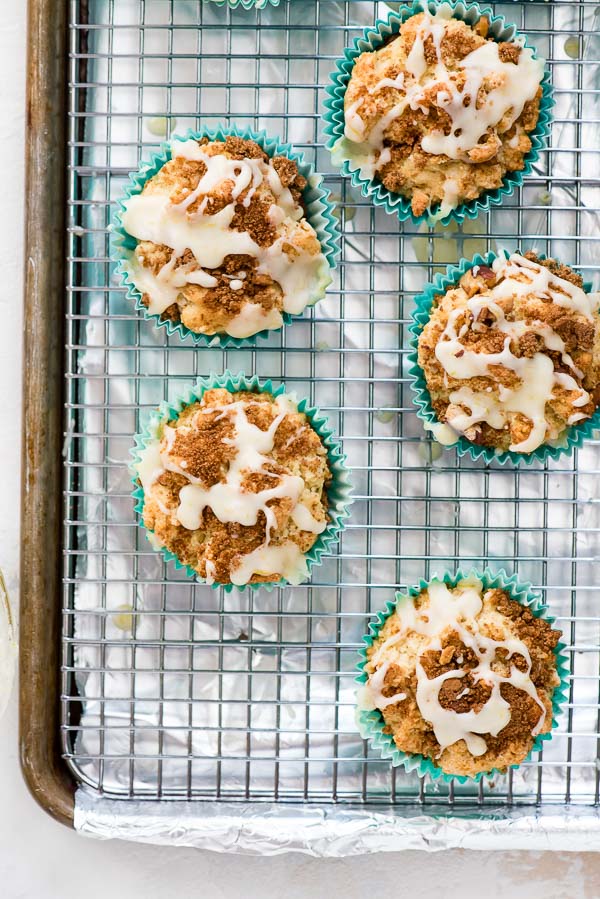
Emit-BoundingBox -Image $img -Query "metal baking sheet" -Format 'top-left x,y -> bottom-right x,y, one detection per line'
62,0 -> 600,852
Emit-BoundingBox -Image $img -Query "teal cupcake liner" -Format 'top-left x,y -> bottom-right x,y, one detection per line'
356,567 -> 569,785
130,371 -> 353,593
323,0 -> 553,227
205,0 -> 280,9
112,124 -> 340,348
407,249 -> 600,466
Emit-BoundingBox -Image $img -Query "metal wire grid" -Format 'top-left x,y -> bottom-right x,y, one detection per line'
61,0 -> 600,812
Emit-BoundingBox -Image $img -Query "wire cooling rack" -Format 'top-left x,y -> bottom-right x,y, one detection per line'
62,0 -> 600,817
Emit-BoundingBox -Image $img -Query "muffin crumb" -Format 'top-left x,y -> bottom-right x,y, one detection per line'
364,578 -> 561,776
342,10 -> 545,217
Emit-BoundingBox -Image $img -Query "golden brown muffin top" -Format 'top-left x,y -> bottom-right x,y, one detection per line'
121,136 -> 330,337
417,252 -> 600,452
136,388 -> 331,586
342,11 -> 544,217
363,578 -> 561,777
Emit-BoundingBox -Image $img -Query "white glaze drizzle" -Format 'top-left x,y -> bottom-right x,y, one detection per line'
135,394 -> 326,585
126,251 -> 219,317
168,398 -> 303,539
225,303 -> 283,339
366,660 -> 407,710
121,139 -> 330,333
433,253 -> 599,452
437,178 -> 461,221
291,502 -> 327,534
490,252 -> 598,318
229,542 -> 309,587
342,9 -> 545,202
423,420 -> 460,446
136,440 -> 164,495
205,560 -> 217,585
368,579 -> 547,757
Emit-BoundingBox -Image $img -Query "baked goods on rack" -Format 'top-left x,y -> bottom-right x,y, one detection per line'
135,386 -> 332,586
342,9 -> 544,218
362,576 -> 561,777
120,136 -> 331,338
417,252 -> 600,453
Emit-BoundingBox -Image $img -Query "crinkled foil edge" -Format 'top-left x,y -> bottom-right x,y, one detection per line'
74,790 -> 600,854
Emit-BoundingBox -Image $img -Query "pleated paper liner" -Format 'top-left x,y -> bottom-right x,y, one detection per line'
323,0 -> 553,227
407,250 -> 600,466
130,371 -> 353,593
112,124 -> 340,347
206,0 -> 280,10
356,567 -> 569,785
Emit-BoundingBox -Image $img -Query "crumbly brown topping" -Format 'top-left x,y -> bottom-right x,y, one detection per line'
200,135 -> 268,161
417,252 -> 600,451
230,195 -> 277,247
130,137 -> 324,336
165,410 -> 236,487
366,585 -> 561,777
272,156 -> 308,208
344,13 -> 543,216
141,389 -> 332,585
136,248 -> 283,329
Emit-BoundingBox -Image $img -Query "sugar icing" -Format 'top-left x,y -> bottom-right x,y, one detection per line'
135,394 -> 326,584
432,254 -> 599,452
122,140 -> 330,336
342,10 -> 545,208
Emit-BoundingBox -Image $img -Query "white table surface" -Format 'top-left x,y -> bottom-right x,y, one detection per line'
2,4 -> 599,896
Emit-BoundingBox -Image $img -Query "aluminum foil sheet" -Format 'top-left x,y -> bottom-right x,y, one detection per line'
65,0 -> 600,851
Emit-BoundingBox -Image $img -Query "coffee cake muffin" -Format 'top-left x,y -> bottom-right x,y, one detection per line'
416,252 -> 600,454
134,386 -> 333,586
361,576 -> 562,777
341,8 -> 545,218
120,135 -> 331,339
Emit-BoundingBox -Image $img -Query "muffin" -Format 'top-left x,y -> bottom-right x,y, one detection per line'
120,135 -> 331,339
416,251 -> 600,454
134,386 -> 333,586
361,576 -> 562,778
340,8 -> 545,218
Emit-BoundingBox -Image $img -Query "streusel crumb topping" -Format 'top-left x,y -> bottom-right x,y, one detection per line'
418,252 -> 600,452
341,10 -> 544,217
136,388 -> 332,586
121,136 -> 331,338
362,578 -> 561,777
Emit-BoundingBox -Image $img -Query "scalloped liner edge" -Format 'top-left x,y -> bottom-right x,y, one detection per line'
406,249 -> 600,466
322,0 -> 554,227
207,0 -> 280,9
355,566 -> 570,784
129,370 -> 353,593
112,124 -> 341,348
